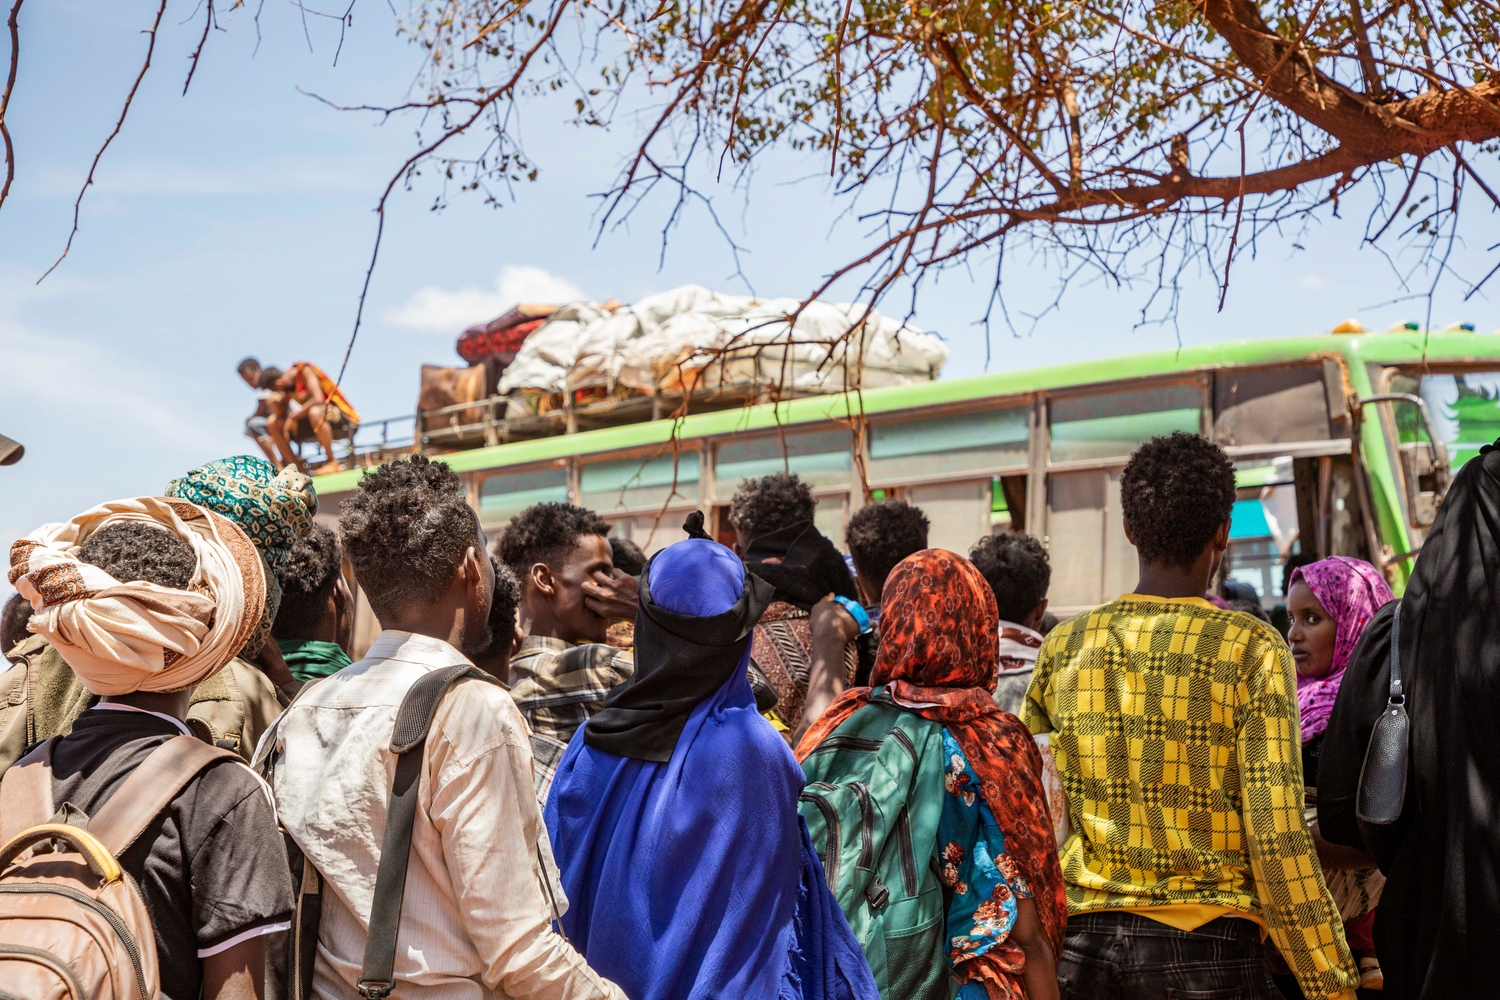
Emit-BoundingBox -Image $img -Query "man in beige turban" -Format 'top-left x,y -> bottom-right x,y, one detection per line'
1,496 -> 295,1000
0,457 -> 316,775
9,497 -> 266,698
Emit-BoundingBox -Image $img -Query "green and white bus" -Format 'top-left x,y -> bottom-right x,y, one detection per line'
313,328 -> 1500,637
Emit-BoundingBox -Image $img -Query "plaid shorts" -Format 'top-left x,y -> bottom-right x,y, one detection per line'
1058,911 -> 1285,1000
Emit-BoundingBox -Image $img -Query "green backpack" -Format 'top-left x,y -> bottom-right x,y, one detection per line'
798,692 -> 954,1000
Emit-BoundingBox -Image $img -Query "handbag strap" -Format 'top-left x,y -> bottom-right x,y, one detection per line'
356,664 -> 500,1000
1388,601 -> 1404,704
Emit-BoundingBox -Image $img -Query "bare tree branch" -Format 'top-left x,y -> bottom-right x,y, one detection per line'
0,0 -> 22,212
183,0 -> 214,95
38,0 -> 169,284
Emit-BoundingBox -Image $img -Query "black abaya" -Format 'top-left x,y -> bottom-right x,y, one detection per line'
1319,442 -> 1500,998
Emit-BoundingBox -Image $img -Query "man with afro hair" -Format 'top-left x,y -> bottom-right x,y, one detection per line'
267,456 -> 628,1000
1023,432 -> 1358,1000
728,472 -> 862,739
271,523 -> 354,682
498,502 -> 636,742
843,499 -> 929,613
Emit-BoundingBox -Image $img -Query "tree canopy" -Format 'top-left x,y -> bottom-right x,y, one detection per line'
394,0 -> 1500,314
3,0 -> 1498,323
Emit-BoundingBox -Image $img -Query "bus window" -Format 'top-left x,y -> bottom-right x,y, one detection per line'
1214,364 -> 1336,446
904,480 -> 992,556
1227,458 -> 1300,598
603,513 -> 689,556
579,451 -> 701,512
991,475 -> 1027,533
1049,384 -> 1202,463
1398,370 -> 1500,468
1104,470 -> 1137,600
868,406 -> 1028,482
478,465 -> 569,527
814,495 -> 850,551
1045,471 -> 1108,608
714,429 -> 853,493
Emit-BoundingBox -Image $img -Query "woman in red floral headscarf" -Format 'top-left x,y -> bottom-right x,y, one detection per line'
797,548 -> 1066,1000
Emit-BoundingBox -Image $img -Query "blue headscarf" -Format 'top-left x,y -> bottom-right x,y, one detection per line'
545,538 -> 878,1000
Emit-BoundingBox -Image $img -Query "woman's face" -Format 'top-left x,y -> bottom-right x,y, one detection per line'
1287,580 -> 1338,680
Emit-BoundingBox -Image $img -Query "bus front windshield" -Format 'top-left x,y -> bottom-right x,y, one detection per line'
1395,370 -> 1500,467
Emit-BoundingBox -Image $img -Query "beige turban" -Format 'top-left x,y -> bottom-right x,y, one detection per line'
7,497 -> 267,696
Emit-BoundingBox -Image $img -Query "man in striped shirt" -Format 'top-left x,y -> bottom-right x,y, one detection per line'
498,503 -> 636,743
1024,433 -> 1359,1000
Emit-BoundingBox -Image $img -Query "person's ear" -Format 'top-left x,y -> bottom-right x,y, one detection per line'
1213,518 -> 1232,552
530,562 -> 557,598
1122,520 -> 1135,547
461,545 -> 482,599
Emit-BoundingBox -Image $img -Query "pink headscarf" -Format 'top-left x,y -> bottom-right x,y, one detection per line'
1291,556 -> 1394,742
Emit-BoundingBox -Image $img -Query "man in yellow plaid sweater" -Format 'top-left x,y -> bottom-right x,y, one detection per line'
1024,433 -> 1358,1000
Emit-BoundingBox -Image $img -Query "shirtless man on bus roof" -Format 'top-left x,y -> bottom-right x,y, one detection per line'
237,357 -> 359,475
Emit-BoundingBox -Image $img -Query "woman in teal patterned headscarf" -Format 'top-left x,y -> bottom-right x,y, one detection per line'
166,455 -> 317,656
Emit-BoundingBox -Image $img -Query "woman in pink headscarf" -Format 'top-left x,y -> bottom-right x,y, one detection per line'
1287,555 -> 1394,991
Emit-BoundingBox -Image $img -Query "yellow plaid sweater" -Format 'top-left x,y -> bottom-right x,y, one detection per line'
1023,595 -> 1358,1000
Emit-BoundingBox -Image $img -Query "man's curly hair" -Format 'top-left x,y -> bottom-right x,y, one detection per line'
728,472 -> 816,539
1120,432 -> 1237,567
489,559 -> 522,651
273,523 -> 342,639
969,533 -> 1051,624
80,522 -> 197,590
339,456 -> 479,620
609,537 -> 647,577
3,593 -> 35,659
496,502 -> 610,578
845,500 -> 929,599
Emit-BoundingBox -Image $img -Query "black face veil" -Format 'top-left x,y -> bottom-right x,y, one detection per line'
584,542 -> 773,762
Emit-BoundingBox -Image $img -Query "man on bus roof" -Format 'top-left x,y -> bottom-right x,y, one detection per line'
237,357 -> 360,475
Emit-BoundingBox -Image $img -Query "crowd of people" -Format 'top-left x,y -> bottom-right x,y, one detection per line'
1,428 -> 1495,1000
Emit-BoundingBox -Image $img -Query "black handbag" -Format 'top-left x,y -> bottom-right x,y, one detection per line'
1356,600 -> 1408,850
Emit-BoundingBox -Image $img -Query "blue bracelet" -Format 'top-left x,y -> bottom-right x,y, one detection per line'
832,595 -> 874,635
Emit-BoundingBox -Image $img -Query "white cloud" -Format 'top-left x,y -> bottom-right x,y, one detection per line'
383,265 -> 588,333
1296,273 -> 1328,290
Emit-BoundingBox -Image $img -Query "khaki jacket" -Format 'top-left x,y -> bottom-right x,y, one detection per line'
0,635 -> 286,777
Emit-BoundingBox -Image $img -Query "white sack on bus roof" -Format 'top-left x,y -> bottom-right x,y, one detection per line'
497,284 -> 948,395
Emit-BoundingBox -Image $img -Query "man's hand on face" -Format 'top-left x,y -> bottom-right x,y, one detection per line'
582,569 -> 640,622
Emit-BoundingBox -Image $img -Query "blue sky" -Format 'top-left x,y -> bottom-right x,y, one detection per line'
2,0 -> 1497,598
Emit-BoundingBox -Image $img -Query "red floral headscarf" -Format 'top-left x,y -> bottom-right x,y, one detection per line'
797,549 -> 1066,982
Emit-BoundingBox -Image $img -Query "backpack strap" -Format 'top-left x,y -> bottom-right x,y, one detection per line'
87,735 -> 241,858
357,664 -> 501,1000
0,739 -> 57,842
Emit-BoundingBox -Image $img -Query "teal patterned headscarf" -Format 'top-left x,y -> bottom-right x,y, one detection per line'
166,455 -> 318,657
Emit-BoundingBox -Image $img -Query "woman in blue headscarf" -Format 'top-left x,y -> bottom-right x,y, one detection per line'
544,526 -> 879,1000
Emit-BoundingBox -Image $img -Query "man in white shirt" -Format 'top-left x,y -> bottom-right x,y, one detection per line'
266,455 -> 626,1000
